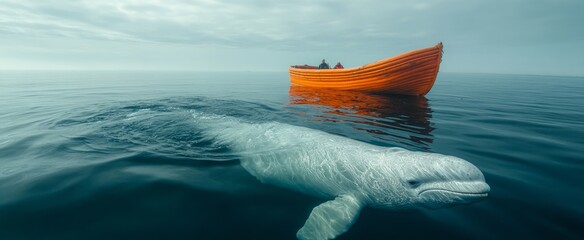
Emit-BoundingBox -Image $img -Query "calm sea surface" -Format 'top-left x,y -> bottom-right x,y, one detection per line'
0,71 -> 582,239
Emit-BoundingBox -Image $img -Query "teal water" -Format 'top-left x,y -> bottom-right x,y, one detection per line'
0,71 -> 582,239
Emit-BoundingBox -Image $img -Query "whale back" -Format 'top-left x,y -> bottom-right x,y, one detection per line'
221,120 -> 383,199
192,112 -> 398,199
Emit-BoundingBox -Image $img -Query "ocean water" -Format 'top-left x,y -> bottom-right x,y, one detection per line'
0,71 -> 582,239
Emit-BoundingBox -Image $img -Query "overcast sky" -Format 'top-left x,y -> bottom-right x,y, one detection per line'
1,0 -> 582,76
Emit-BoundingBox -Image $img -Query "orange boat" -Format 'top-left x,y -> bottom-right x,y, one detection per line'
289,42 -> 443,96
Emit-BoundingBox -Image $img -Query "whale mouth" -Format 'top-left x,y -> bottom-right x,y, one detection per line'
418,188 -> 489,197
418,181 -> 490,198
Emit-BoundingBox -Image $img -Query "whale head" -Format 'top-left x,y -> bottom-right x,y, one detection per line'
369,149 -> 490,210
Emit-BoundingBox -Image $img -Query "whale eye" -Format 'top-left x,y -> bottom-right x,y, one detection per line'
407,180 -> 421,188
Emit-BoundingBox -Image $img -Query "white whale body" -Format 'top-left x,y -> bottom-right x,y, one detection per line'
193,112 -> 490,240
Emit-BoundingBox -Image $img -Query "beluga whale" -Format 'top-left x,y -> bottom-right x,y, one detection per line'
193,112 -> 490,240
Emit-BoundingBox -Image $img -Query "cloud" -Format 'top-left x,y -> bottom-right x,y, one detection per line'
0,0 -> 449,49
3,0 -> 582,49
0,0 -> 582,74
0,2 -> 135,42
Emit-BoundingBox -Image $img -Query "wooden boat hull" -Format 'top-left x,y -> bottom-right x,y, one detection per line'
289,42 -> 443,96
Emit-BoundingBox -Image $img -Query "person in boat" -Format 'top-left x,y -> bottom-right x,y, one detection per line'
318,59 -> 330,69
334,62 -> 344,69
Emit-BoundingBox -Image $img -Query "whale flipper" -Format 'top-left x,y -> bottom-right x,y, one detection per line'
297,194 -> 363,240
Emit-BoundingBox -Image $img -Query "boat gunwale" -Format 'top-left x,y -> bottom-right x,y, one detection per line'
289,42 -> 443,75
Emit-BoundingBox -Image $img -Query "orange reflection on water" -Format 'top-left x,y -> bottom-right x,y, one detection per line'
288,85 -> 434,149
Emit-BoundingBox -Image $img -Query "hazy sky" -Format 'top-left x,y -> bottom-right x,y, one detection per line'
1,0 -> 583,76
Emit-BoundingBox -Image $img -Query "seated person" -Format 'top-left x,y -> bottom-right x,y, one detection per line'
333,62 -> 344,69
318,59 -> 330,69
